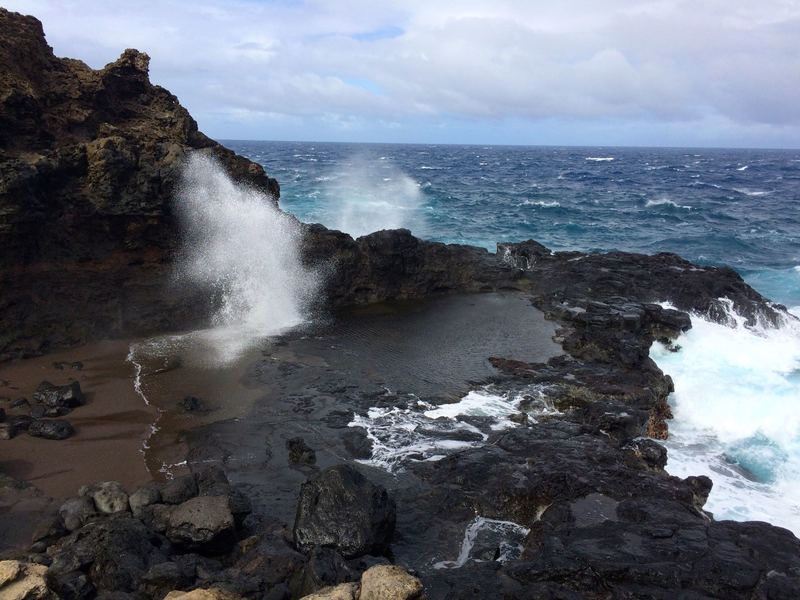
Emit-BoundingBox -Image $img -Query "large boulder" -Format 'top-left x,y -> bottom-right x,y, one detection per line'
166,496 -> 236,553
45,516 -> 169,596
293,465 -> 396,559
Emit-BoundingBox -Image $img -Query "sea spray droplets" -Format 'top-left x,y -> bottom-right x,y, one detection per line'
175,154 -> 318,361
320,156 -> 426,238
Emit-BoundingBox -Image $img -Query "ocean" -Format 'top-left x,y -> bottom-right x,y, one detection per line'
227,140 -> 800,534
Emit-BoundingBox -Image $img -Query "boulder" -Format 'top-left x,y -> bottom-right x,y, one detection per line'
293,465 -> 396,558
359,565 -> 426,600
28,419 -> 74,440
166,496 -> 236,553
0,560 -> 55,599
32,381 -> 85,416
161,475 -> 199,504
129,484 -> 161,518
82,481 -> 129,514
59,496 -> 98,531
299,583 -> 359,600
45,516 -> 169,596
164,589 -> 244,599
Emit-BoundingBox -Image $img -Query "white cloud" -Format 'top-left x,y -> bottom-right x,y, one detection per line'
5,0 -> 800,145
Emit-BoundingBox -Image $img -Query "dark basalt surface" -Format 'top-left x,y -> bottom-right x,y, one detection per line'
2,7 -> 800,600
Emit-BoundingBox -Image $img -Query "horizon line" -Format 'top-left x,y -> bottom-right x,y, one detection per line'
216,138 -> 800,152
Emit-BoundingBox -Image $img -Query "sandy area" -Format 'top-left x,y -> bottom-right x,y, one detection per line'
0,340 -> 156,499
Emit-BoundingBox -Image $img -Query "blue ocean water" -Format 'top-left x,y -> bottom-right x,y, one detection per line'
227,140 -> 800,533
226,141 -> 800,308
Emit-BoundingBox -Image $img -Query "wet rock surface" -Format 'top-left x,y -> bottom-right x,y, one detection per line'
293,466 -> 396,559
2,6 -> 800,600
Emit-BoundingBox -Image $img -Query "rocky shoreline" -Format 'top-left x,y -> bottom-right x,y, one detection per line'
2,7 -> 800,600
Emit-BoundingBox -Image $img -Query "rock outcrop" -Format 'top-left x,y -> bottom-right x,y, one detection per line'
0,8 -> 278,360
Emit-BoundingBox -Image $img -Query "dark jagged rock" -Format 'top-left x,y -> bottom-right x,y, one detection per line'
32,380 -> 85,416
303,226 -> 525,307
0,8 -> 278,361
293,465 -> 396,559
286,437 -> 317,466
27,418 -> 74,440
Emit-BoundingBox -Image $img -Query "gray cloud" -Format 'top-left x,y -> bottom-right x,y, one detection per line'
6,0 -> 800,145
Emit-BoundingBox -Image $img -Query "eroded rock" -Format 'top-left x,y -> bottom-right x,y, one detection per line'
294,465 -> 396,559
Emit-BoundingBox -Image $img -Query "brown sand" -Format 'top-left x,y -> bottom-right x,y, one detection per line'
0,340 -> 156,499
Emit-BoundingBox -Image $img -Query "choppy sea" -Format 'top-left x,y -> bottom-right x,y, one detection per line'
227,140 -> 800,535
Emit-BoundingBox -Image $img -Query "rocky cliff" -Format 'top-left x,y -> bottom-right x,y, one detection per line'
0,8 -> 279,360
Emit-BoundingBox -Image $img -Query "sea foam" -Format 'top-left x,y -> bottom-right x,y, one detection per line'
651,300 -> 800,534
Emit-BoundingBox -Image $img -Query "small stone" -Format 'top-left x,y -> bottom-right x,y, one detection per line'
286,437 -> 316,465
181,396 -> 204,412
27,419 -> 74,440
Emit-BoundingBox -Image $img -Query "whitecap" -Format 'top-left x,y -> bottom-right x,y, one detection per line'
585,157 -> 615,162
732,187 -> 770,197
645,198 -> 692,210
520,200 -> 561,208
737,165 -> 749,171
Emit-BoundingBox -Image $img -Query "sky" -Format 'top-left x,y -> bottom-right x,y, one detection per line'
7,0 -> 800,148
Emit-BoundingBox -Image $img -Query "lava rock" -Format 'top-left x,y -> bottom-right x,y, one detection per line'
27,419 -> 74,440
166,496 -> 236,553
58,496 -> 98,532
82,481 -> 129,514
181,396 -> 204,412
293,465 -> 396,558
286,437 -> 317,466
160,475 -> 199,504
129,484 -> 162,518
32,381 -> 85,416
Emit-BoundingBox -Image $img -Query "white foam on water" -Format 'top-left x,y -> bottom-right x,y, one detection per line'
651,300 -> 800,534
433,517 -> 530,569
520,199 -> 560,208
732,187 -> 770,197
175,154 -> 318,363
737,165 -> 749,171
645,197 -> 692,209
585,156 -> 615,162
349,386 -> 554,472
